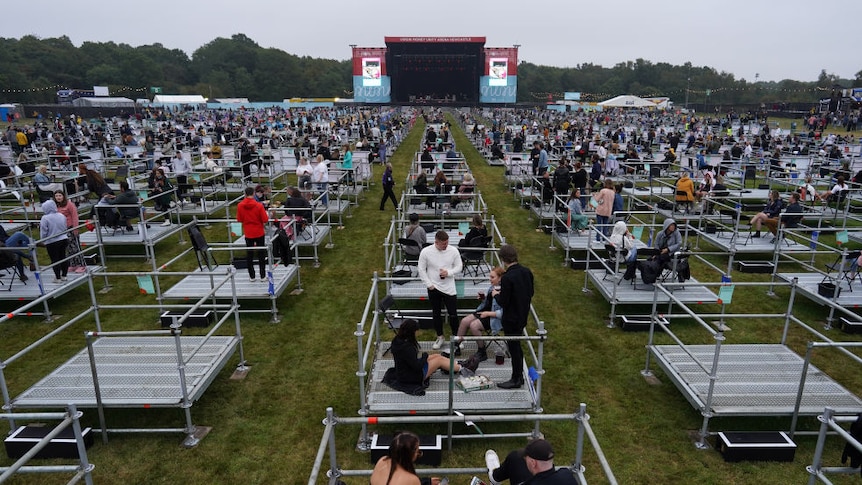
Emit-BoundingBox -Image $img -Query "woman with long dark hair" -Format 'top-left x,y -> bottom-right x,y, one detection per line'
370,431 -> 444,485
389,319 -> 477,391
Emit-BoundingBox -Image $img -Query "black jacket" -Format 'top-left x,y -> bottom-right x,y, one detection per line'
498,263 -> 534,332
390,335 -> 428,386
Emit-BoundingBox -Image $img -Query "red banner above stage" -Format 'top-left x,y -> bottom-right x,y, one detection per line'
484,47 -> 519,76
384,36 -> 486,44
352,47 -> 389,77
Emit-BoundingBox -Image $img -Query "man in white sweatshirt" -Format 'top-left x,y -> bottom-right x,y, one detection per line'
418,230 -> 463,349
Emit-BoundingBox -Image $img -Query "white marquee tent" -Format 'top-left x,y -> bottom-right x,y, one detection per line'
151,94 -> 207,106
72,97 -> 135,108
597,95 -> 656,108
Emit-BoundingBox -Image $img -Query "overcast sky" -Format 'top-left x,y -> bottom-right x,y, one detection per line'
6,0 -> 857,84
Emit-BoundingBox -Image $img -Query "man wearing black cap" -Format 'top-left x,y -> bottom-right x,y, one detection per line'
485,439 -> 577,484
522,439 -> 578,484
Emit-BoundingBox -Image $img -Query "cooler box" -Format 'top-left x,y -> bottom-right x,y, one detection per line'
5,425 -> 93,459
716,431 -> 796,462
370,433 -> 442,466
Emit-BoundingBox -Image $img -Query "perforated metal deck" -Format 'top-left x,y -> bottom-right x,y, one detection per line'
775,272 -> 862,306
162,264 -> 298,299
13,335 -> 239,408
365,342 -> 538,415
586,269 -> 716,304
650,343 -> 862,416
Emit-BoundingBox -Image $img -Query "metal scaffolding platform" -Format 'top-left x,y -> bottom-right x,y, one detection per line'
12,335 -> 240,408
650,343 -> 862,416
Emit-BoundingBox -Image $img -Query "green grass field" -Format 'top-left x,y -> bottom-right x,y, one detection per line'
0,114 -> 861,484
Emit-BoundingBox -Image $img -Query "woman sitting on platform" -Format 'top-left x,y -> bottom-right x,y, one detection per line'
610,221 -> 638,281
383,319 -> 478,396
458,214 -> 487,248
455,266 -> 504,362
566,189 -> 590,234
749,190 -> 784,238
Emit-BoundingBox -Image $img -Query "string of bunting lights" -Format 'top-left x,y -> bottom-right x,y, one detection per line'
531,85 -> 833,100
0,85 -> 148,94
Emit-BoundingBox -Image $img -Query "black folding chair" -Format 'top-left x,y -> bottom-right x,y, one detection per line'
825,250 -> 862,293
461,235 -> 491,279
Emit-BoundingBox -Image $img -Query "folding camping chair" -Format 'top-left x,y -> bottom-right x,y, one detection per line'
825,250 -> 862,293
187,223 -> 218,271
460,235 -> 491,279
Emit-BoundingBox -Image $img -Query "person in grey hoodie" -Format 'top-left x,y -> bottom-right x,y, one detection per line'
39,200 -> 70,281
653,218 -> 682,264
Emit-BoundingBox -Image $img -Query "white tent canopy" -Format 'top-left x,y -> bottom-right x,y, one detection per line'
213,98 -> 249,104
597,95 -> 655,108
152,94 -> 207,105
72,97 -> 135,108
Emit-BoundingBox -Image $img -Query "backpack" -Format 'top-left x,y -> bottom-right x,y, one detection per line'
640,259 -> 662,285
676,259 -> 690,283
842,413 -> 862,475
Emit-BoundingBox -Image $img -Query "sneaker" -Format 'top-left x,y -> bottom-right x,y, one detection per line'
485,450 -> 502,485
161,220 -> 171,227
249,277 -> 257,282
53,278 -> 62,283
751,232 -> 760,238
60,276 -> 68,282
454,345 -> 462,357
431,336 -> 445,350
19,273 -> 28,283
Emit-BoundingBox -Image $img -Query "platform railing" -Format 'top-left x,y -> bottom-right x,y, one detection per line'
309,404 -> 617,485
0,405 -> 94,485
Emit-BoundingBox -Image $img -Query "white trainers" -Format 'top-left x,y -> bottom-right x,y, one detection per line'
249,277 -> 257,282
161,220 -> 171,227
485,450 -> 501,485
432,336 -> 445,350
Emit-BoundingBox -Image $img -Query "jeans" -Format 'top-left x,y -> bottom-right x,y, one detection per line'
316,183 -> 328,206
595,215 -> 610,241
5,232 -> 33,262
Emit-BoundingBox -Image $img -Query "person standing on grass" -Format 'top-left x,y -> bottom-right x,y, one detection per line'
236,187 -> 269,282
418,230 -> 462,350
495,244 -> 534,389
380,162 -> 398,210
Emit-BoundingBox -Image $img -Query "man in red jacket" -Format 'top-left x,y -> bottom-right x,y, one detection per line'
236,187 -> 269,281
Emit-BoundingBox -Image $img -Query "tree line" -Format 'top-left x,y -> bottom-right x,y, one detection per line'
0,33 -> 858,107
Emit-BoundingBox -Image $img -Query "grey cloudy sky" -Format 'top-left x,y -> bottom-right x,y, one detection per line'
7,0 -> 857,83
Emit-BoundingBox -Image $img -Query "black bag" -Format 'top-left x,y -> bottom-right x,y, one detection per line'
391,269 -> 412,284
657,201 -> 674,211
272,226 -> 293,265
818,281 -> 840,298
676,259 -> 691,283
640,259 -> 661,284
842,413 -> 862,475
